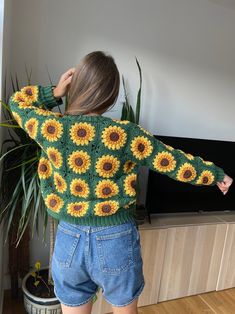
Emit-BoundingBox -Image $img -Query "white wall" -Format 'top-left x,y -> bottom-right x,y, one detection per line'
8,0 -> 235,141
3,0 -> 235,289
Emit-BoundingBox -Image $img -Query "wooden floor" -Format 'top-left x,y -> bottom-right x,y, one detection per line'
3,288 -> 235,313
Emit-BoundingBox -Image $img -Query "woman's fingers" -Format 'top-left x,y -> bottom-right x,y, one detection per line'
61,68 -> 76,81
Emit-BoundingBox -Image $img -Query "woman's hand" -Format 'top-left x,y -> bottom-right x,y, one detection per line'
53,68 -> 75,98
217,174 -> 233,195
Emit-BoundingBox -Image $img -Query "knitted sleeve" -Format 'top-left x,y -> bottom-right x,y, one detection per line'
9,85 -> 63,144
126,122 -> 225,186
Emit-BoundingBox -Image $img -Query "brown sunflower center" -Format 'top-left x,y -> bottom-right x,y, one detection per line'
183,170 -> 192,179
50,153 -> 57,162
47,125 -> 56,134
75,185 -> 83,192
75,157 -> 83,166
109,132 -> 119,141
160,158 -> 169,167
203,176 -> 209,184
103,162 -> 112,171
77,128 -> 87,137
27,124 -> 34,132
39,164 -> 47,172
131,180 -> 136,189
102,204 -> 111,213
56,178 -> 62,186
138,143 -> 145,152
49,199 -> 57,207
74,205 -> 82,211
25,88 -> 33,96
102,187 -> 112,195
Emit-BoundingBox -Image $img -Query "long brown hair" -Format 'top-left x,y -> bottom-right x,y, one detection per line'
64,51 -> 120,115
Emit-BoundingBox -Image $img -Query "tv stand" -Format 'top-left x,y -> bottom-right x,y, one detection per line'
91,211 -> 235,314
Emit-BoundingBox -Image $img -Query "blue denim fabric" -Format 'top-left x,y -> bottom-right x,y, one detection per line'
51,219 -> 145,307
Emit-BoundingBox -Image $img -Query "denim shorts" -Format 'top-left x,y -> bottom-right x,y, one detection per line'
51,219 -> 145,307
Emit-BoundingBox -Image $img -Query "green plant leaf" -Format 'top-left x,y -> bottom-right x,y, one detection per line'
135,57 -> 142,124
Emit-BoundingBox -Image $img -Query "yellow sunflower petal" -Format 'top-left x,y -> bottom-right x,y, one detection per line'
95,155 -> 120,178
94,200 -> 119,216
25,118 -> 39,139
45,193 -> 64,213
176,163 -> 197,182
37,157 -> 52,179
130,136 -> 153,160
70,178 -> 90,198
95,179 -> 119,198
21,86 -> 39,103
124,173 -> 137,196
67,202 -> 89,217
47,147 -> 63,169
69,122 -> 95,145
41,119 -> 63,142
101,125 -> 127,150
54,172 -> 67,193
12,112 -> 23,127
196,170 -> 215,185
68,150 -> 91,174
153,151 -> 176,173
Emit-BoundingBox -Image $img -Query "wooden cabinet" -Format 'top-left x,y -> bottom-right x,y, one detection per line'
91,213 -> 235,314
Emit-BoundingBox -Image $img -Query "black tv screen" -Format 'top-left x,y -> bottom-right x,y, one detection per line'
145,135 -> 235,214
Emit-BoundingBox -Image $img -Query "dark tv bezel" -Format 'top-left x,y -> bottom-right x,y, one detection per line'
145,135 -> 235,215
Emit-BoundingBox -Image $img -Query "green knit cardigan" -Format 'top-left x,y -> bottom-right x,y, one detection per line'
9,85 -> 225,226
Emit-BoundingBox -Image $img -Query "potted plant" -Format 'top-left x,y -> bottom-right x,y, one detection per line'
121,58 -> 147,224
0,69 -> 62,313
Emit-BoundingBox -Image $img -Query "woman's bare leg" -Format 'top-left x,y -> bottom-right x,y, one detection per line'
112,298 -> 138,314
61,299 -> 93,314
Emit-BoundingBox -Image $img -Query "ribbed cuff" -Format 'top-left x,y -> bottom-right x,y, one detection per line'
39,85 -> 63,109
215,167 -> 225,183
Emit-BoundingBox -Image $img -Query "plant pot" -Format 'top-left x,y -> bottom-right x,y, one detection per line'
22,267 -> 62,314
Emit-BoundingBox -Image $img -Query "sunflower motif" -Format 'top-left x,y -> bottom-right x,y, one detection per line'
178,149 -> 194,161
123,160 -> 136,174
153,151 -> 176,173
54,172 -> 67,193
12,112 -> 22,127
185,153 -> 194,160
37,157 -> 52,179
139,126 -> 153,136
21,86 -> 39,103
164,144 -> 174,151
35,108 -> 55,116
176,163 -> 197,182
47,147 -> 63,169
67,201 -> 89,217
203,160 -> 213,166
69,122 -> 95,145
25,118 -> 38,139
12,92 -> 27,103
44,193 -> 64,213
123,199 -> 136,209
70,178 -> 90,198
68,150 -> 91,174
41,119 -> 63,142
94,200 -> 119,216
95,179 -> 119,198
96,155 -> 120,178
124,173 -> 137,196
196,170 -> 215,185
101,125 -> 127,150
130,136 -> 153,160
112,119 -> 130,124
19,102 -> 34,109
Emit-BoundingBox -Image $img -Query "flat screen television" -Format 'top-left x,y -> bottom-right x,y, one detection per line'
145,135 -> 235,215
